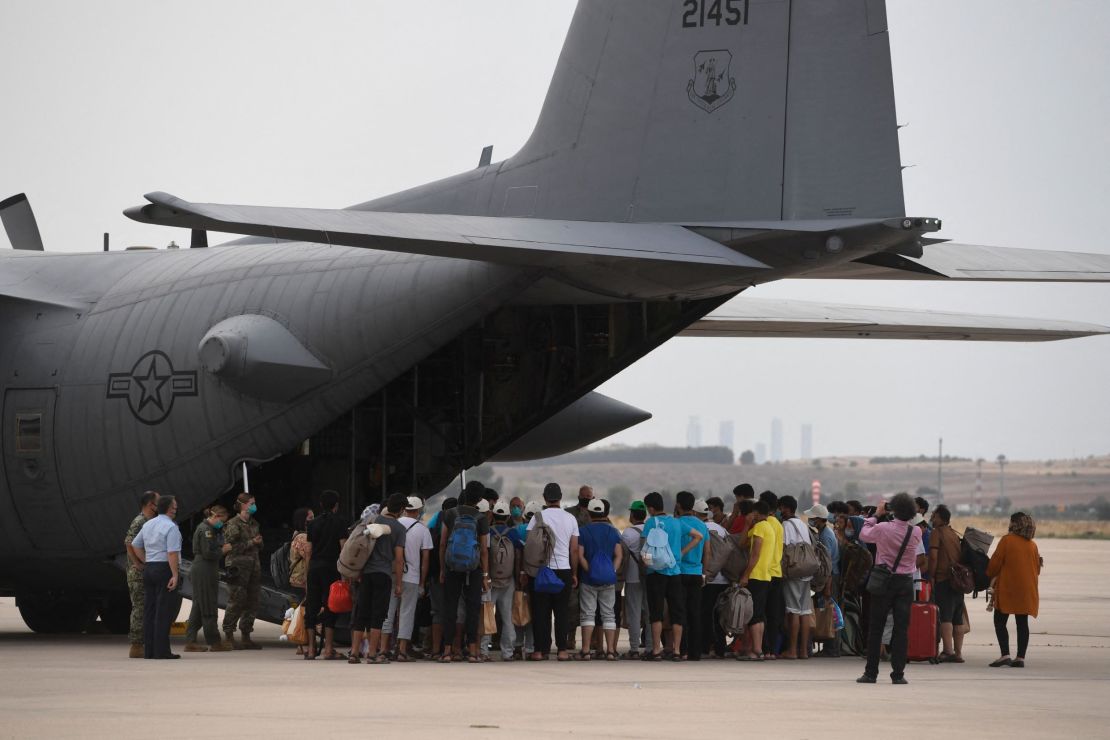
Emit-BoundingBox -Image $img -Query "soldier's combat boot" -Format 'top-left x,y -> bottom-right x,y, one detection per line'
184,642 -> 209,652
224,632 -> 241,650
129,643 -> 144,659
240,632 -> 262,650
208,641 -> 233,652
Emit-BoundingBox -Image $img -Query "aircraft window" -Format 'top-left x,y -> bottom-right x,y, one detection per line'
15,414 -> 42,453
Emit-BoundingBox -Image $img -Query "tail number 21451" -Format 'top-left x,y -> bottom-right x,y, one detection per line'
682,0 -> 749,29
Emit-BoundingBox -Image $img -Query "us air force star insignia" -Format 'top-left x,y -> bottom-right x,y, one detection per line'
107,350 -> 198,425
687,49 -> 736,113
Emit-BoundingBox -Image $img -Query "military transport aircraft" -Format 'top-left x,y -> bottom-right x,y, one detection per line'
1,0 -> 1108,632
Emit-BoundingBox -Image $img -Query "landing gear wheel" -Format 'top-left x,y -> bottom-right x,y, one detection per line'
16,591 -> 99,634
97,592 -> 133,635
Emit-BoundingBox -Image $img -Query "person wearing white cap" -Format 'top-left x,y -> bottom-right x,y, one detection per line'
381,496 -> 433,661
695,499 -> 730,658
485,501 -> 525,660
804,503 -> 840,657
576,498 -> 622,660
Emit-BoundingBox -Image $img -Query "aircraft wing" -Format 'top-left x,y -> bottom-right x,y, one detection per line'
123,192 -> 766,270
680,297 -> 1110,342
795,242 -> 1110,282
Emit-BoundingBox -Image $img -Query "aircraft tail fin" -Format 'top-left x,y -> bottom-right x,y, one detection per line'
493,0 -> 904,223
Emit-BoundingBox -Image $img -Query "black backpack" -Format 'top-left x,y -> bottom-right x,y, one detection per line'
960,538 -> 991,596
270,541 -> 292,589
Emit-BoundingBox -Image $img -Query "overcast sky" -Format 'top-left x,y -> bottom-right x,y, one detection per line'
1,1 -> 1107,462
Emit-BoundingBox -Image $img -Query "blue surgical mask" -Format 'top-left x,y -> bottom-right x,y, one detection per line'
212,520 -> 224,530
511,506 -> 522,518
248,503 -> 258,515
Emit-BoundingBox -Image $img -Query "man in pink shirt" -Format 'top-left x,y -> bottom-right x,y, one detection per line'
856,492 -> 922,685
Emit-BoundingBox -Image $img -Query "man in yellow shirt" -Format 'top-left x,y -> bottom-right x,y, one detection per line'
759,491 -> 786,658
738,501 -> 780,661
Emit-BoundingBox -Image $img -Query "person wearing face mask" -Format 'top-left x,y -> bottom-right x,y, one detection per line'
184,505 -> 232,652
222,492 -> 264,649
130,494 -> 183,659
123,491 -> 159,658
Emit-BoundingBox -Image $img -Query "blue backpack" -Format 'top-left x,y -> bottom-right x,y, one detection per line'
584,526 -> 617,586
445,511 -> 481,573
642,523 -> 677,573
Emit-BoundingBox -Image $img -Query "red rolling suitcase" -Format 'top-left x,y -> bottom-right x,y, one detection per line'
907,602 -> 938,663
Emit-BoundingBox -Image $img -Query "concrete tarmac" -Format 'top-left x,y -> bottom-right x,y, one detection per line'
1,538 -> 1107,739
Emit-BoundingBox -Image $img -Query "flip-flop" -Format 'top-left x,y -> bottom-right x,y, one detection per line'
737,654 -> 764,662
323,653 -> 344,661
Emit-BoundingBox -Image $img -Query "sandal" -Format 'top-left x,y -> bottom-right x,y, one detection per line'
621,650 -> 640,660
643,651 -> 664,661
556,652 -> 572,662
672,654 -> 686,662
369,654 -> 390,665
348,655 -> 361,664
467,655 -> 482,664
303,653 -> 316,660
393,652 -> 412,663
605,651 -> 618,661
578,651 -> 592,661
439,654 -> 453,664
736,653 -> 764,662
526,653 -> 546,662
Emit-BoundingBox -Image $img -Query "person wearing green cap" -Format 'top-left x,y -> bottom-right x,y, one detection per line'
619,501 -> 649,658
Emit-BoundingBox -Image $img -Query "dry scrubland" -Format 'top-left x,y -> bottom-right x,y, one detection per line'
493,454 -> 1110,538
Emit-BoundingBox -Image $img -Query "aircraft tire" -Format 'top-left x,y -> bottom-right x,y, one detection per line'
16,591 -> 100,634
97,592 -> 132,635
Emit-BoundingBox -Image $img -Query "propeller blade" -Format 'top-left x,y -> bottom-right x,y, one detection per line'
0,193 -> 45,251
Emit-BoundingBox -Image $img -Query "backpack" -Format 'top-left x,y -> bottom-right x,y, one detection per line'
583,525 -> 617,586
810,538 -> 832,592
960,537 -> 991,596
270,540 -> 291,589
616,525 -> 644,583
534,565 -> 564,594
336,522 -> 390,579
445,510 -> 481,573
489,528 -> 516,587
840,540 -> 873,596
715,585 -> 753,636
641,523 -> 677,573
781,519 -> 820,579
704,530 -> 748,583
522,510 -> 555,577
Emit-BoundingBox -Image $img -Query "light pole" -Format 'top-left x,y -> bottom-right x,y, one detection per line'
997,454 -> 1007,507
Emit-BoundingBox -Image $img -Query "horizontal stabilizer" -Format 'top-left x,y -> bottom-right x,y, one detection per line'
799,242 -> 1110,282
681,297 -> 1110,342
124,192 -> 766,270
0,193 -> 45,251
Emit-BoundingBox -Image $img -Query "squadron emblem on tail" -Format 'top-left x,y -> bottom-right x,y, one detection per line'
687,49 -> 736,113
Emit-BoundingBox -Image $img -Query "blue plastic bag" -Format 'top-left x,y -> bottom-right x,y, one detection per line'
832,600 -> 845,631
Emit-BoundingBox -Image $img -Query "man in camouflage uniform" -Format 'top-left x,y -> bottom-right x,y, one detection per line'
124,492 -> 159,658
222,492 -> 263,649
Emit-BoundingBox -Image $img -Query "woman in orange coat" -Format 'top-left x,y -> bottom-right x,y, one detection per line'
986,512 -> 1041,668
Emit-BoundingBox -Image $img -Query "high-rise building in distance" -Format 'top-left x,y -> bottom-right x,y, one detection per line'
801,423 -> 813,460
771,418 -> 783,462
718,420 -> 734,453
755,443 -> 767,464
686,416 -> 702,448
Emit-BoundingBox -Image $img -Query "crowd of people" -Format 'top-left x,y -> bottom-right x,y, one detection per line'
122,481 -> 1043,678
